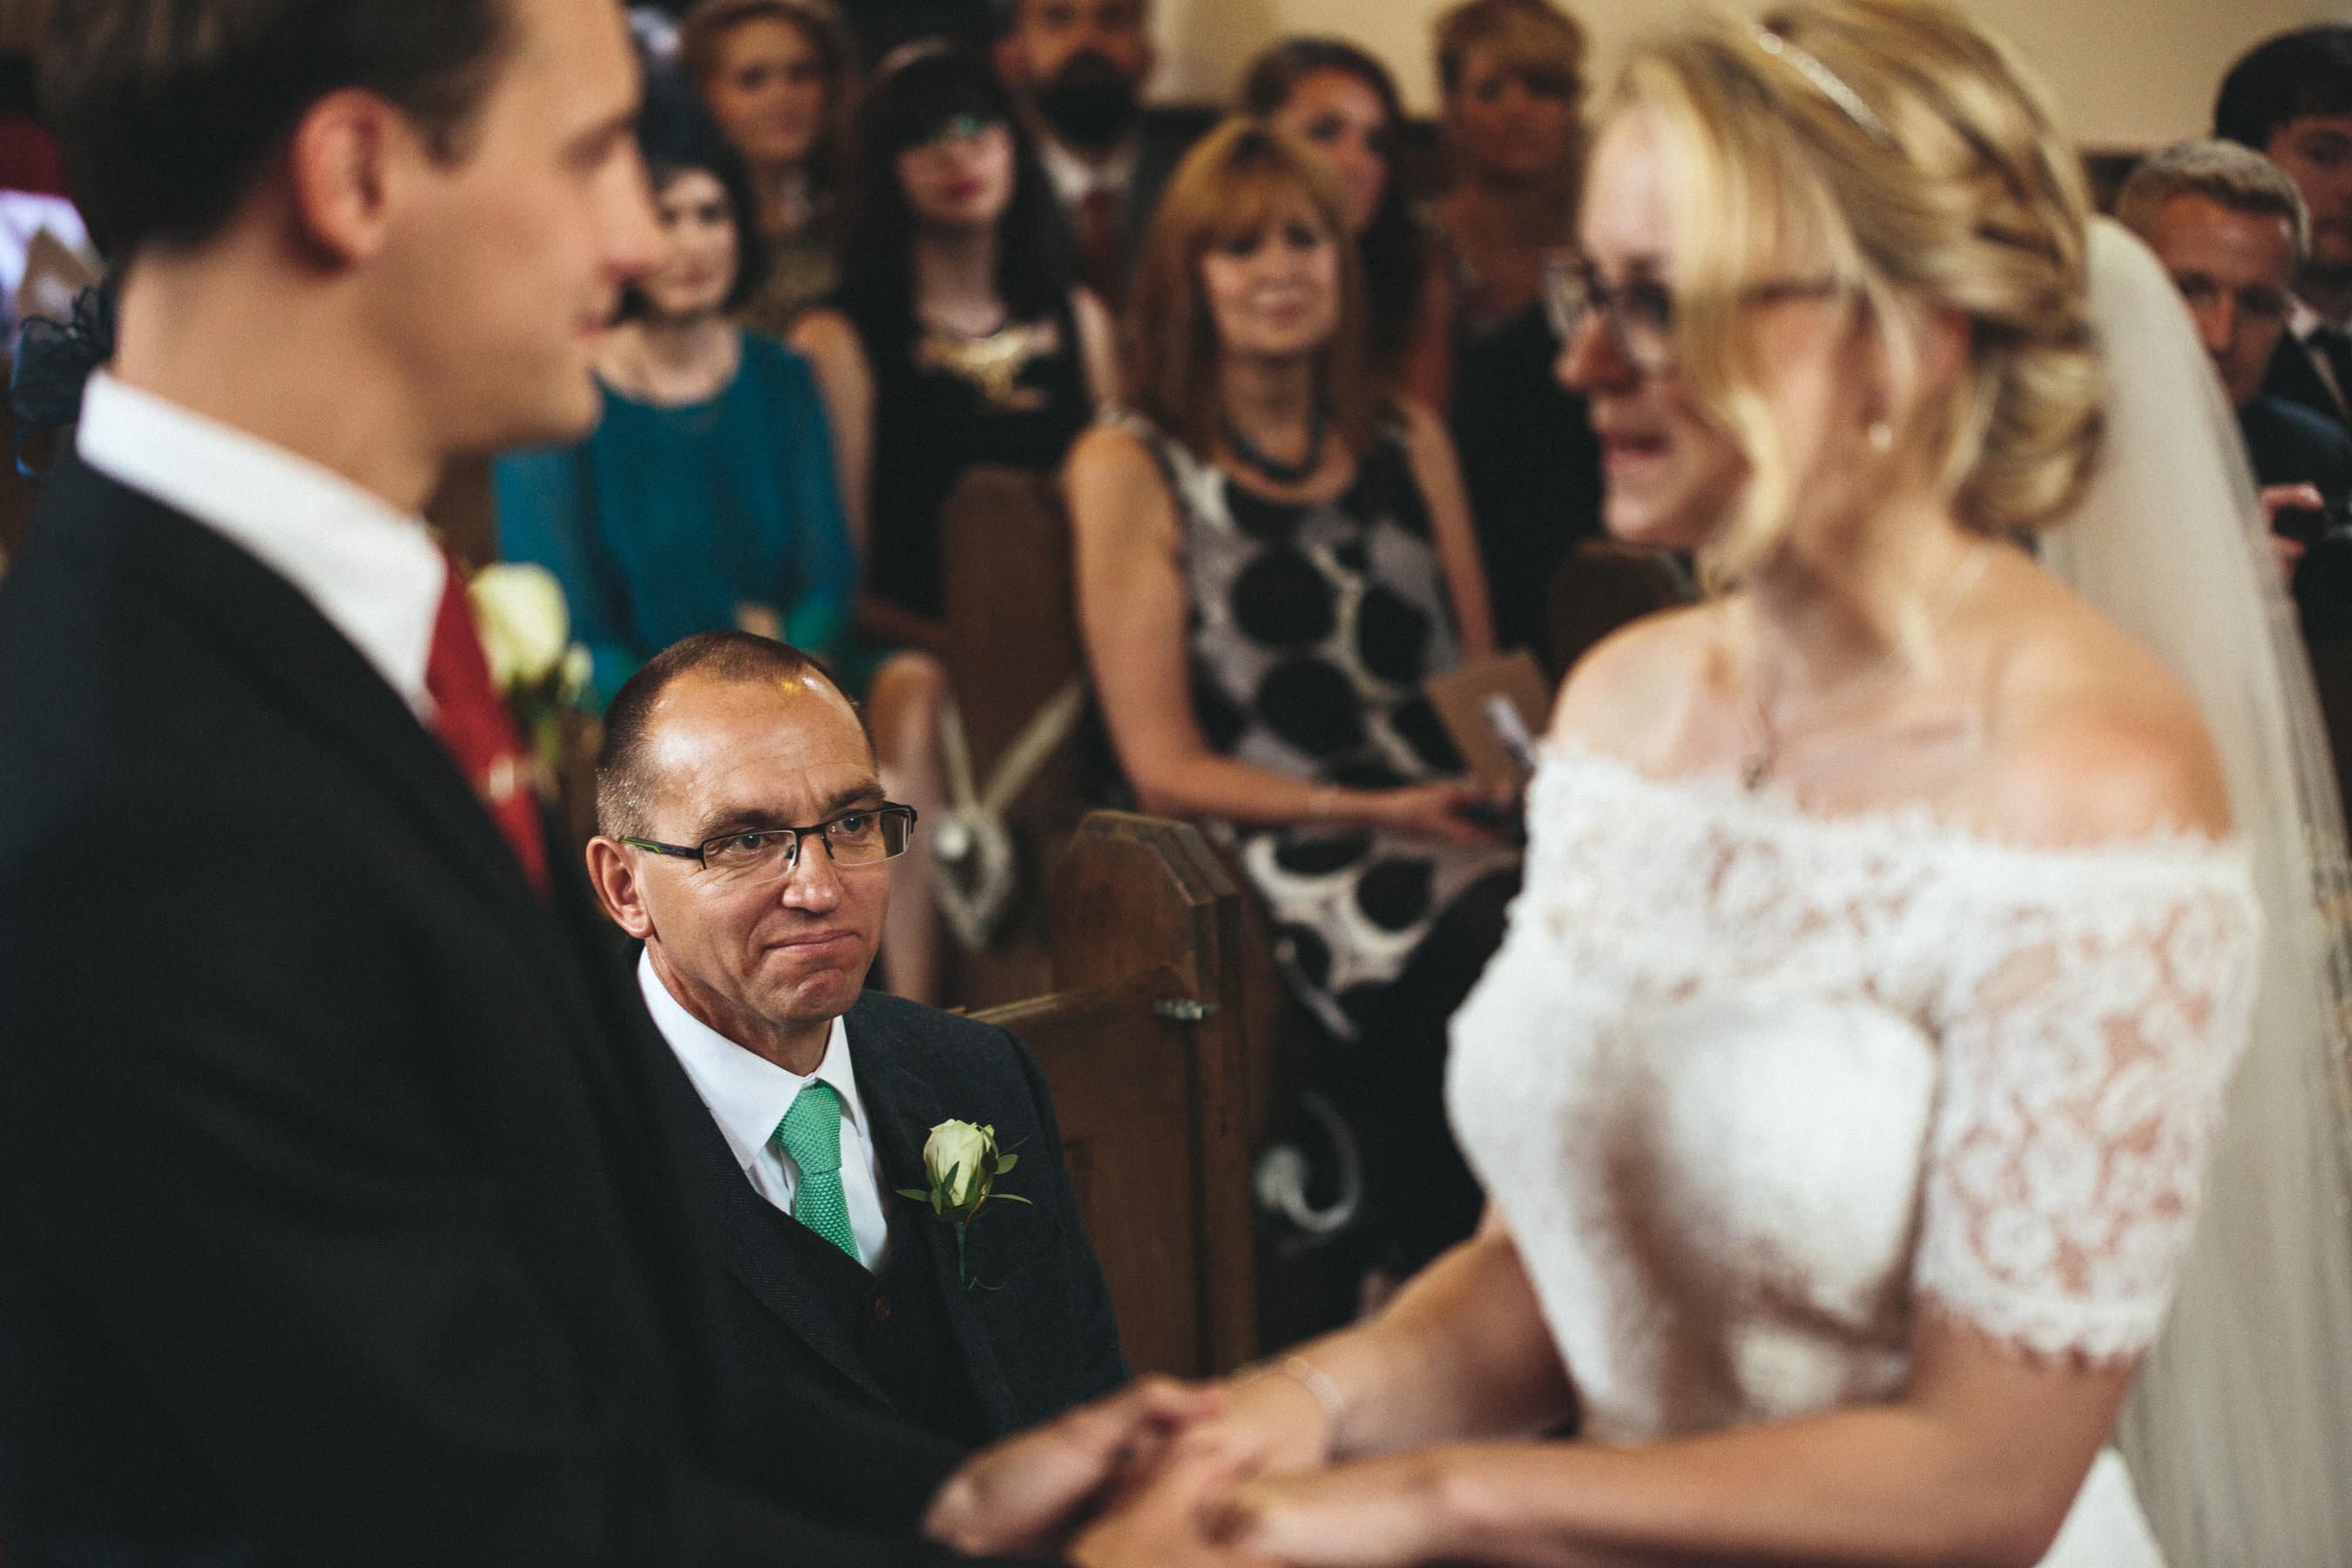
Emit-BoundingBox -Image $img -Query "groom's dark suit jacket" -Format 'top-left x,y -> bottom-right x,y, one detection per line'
658,990 -> 1127,1449
0,457 -> 1053,1568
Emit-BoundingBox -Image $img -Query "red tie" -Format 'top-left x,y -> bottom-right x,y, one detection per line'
424,557 -> 551,898
1079,186 -> 1124,314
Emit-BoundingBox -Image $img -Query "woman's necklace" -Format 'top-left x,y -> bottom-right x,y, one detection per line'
1222,401 -> 1329,486
915,312 -> 1051,412
1740,542 -> 1990,792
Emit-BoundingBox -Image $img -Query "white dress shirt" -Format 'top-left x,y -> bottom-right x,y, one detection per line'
1037,132 -> 1140,215
74,371 -> 449,719
638,951 -> 892,1271
2289,296 -> 2352,416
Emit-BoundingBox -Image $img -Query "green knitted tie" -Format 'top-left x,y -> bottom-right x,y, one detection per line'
775,1081 -> 858,1260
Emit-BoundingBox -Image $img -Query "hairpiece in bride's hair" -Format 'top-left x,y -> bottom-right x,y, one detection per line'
1753,25 -> 1896,148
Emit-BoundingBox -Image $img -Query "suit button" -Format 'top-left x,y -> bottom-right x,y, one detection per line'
871,1294 -> 892,1322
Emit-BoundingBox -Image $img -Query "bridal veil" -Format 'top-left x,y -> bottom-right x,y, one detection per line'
2043,219 -> 2352,1568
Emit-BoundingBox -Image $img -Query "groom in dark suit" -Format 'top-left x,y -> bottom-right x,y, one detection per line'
0,0 -> 1207,1562
583,632 -> 1128,1447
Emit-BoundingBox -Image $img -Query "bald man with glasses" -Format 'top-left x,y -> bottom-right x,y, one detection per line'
585,630 -> 1127,1451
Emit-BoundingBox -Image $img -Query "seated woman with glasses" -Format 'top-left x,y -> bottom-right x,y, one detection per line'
1065,118 -> 1517,1297
789,44 -> 1116,1004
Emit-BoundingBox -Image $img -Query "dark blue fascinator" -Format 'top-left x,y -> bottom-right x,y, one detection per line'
10,277 -> 116,477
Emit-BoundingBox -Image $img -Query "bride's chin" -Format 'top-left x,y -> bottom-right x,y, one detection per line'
1602,497 -> 1710,554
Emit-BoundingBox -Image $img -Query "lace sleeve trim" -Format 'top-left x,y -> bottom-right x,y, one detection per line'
1916,874 -> 2261,1363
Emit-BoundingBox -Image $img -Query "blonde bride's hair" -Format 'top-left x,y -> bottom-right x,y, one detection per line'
1608,0 -> 2103,588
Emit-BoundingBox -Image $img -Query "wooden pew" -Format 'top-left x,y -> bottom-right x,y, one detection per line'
936,464 -> 1092,1005
1544,537 -> 1695,677
975,810 -> 1273,1378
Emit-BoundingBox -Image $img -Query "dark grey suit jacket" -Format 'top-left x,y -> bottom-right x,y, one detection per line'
660,990 -> 1129,1444
2261,330 -> 2352,440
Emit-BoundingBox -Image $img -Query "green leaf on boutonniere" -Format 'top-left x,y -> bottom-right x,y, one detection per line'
897,1119 -> 1033,1284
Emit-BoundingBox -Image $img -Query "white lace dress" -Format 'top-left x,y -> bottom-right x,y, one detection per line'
1448,747 -> 2264,1565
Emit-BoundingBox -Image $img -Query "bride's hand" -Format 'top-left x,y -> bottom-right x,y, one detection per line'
1139,1360 -> 1341,1497
923,1376 -> 1227,1555
1197,1452 -> 1460,1568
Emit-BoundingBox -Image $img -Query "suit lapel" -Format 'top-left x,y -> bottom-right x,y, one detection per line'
655,1050 -> 896,1407
44,463 -> 671,1212
855,1013 -> 1019,1432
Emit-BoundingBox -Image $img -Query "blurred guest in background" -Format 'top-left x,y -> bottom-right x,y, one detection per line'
681,0 -> 857,335
1429,0 -> 1606,668
2119,139 -> 2352,579
1068,120 -> 1516,1295
1240,37 -> 1450,404
1428,0 -> 1585,340
994,0 -> 1187,309
495,99 -> 855,710
793,44 -> 1113,1004
844,0 -> 995,61
2216,25 -> 2352,438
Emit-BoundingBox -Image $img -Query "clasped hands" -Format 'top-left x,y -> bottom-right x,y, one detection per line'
923,1369 -> 1443,1567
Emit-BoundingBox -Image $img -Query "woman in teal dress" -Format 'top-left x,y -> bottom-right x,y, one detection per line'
496,93 -> 964,999
494,91 -> 856,711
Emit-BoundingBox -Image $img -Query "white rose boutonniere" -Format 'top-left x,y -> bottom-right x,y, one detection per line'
466,562 -> 593,792
896,1118 -> 1028,1288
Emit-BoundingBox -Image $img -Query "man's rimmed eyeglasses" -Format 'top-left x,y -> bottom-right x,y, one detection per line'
620,804 -> 918,884
1540,253 -> 1843,371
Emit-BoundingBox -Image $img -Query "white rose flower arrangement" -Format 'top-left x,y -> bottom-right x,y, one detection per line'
467,562 -> 593,794
896,1119 -> 1028,1288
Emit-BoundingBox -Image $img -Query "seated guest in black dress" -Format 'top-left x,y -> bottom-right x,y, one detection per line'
2119,140 -> 2352,586
792,44 -> 1114,1003
585,632 -> 1125,1445
1425,0 -> 1609,666
1066,118 -> 1517,1293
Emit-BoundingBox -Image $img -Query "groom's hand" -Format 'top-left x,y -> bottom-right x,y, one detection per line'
923,1376 -> 1227,1556
1068,1445 -> 1283,1568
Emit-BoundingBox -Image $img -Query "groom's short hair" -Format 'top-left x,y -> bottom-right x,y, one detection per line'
41,0 -> 518,256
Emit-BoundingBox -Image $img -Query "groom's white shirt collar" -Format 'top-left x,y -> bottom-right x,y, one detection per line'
637,950 -> 891,1270
74,370 -> 447,720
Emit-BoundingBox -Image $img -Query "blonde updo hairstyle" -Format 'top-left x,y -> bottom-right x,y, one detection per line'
1610,0 -> 2103,590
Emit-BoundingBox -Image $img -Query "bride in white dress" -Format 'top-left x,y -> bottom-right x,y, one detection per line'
923,3 -> 2352,1565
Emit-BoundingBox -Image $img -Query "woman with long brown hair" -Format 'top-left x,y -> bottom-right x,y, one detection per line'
681,0 -> 858,335
1067,119 -> 1512,1292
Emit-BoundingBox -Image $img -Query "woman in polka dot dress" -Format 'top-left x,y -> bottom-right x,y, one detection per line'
1068,119 -> 1521,1282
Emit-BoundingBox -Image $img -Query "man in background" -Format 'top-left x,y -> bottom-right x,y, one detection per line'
2119,139 -> 2352,556
995,0 -> 1191,309
2217,25 -> 2352,439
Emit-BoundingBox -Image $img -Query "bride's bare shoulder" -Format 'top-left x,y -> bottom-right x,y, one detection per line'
1545,600 -> 1725,765
1978,561 -> 2234,846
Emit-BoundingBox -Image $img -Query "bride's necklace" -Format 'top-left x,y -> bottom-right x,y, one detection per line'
1740,542 -> 1989,792
1222,401 -> 1329,486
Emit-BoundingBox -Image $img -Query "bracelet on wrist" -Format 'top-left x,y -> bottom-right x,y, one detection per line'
1237,1353 -> 1347,1447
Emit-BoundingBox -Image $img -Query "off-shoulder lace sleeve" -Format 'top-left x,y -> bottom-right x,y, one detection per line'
1916,853 -> 2263,1362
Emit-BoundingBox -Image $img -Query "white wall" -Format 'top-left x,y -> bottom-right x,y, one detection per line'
1152,0 -> 2341,149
